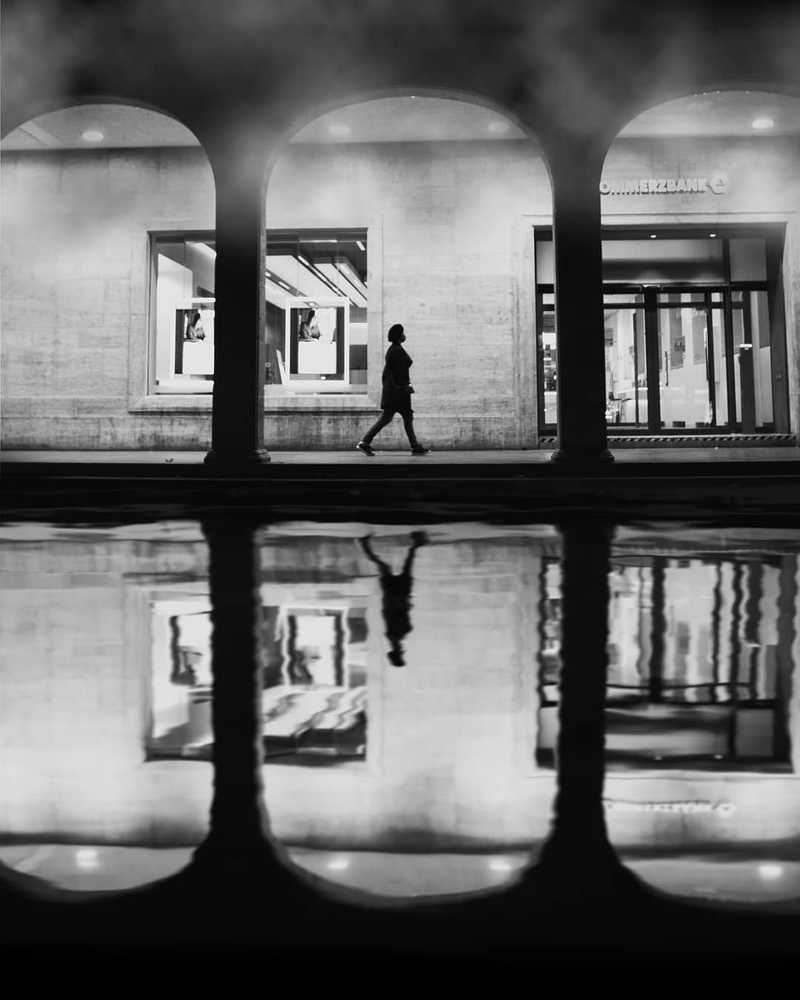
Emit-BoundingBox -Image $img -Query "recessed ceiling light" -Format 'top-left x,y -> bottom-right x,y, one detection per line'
81,129 -> 104,143
709,232 -> 717,237
649,233 -> 658,239
752,117 -> 774,130
327,123 -> 351,138
327,857 -> 350,871
488,120 -> 510,134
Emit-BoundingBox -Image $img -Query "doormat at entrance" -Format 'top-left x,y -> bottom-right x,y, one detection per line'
538,434 -> 798,448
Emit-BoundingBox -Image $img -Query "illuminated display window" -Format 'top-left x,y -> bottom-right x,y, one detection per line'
150,229 -> 368,396
535,225 -> 788,435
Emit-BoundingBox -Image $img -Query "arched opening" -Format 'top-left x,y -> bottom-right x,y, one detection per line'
0,102 -> 216,452
247,522 -> 559,901
569,89 -> 800,445
0,520 -> 213,895
258,93 -> 552,450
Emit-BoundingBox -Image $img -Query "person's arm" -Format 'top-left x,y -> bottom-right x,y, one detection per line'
359,536 -> 390,575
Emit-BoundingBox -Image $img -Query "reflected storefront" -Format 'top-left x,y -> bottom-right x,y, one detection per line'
3,520 -> 800,903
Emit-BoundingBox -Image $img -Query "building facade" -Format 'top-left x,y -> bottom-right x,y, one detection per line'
4,3 -> 800,460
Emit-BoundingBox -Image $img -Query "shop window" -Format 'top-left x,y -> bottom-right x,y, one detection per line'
265,230 -> 368,394
152,234 -> 216,393
150,228 -> 368,396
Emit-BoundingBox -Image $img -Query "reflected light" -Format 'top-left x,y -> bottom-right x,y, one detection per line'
757,864 -> 784,880
751,117 -> 774,130
327,123 -> 351,138
75,848 -> 99,870
488,857 -> 514,873
81,129 -> 104,143
488,120 -> 510,134
327,856 -> 350,871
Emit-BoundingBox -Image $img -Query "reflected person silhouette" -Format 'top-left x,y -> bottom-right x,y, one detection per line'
359,531 -> 428,666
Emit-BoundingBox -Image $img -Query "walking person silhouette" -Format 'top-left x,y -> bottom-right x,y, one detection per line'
359,531 -> 429,666
357,324 -> 429,456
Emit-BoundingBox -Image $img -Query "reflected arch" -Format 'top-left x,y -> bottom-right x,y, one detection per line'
260,90 -> 553,450
0,520 -> 214,896
590,88 -> 800,440
0,100 -> 217,452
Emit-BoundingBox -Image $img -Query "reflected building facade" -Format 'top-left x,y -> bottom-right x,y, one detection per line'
2,521 -> 800,899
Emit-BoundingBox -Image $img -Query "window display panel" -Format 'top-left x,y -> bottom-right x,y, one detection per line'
265,230 -> 368,394
152,236 -> 216,393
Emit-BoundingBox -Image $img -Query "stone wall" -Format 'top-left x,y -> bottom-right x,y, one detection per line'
3,133 -> 800,449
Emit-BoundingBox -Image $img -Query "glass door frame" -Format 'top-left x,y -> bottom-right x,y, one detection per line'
535,224 -> 787,437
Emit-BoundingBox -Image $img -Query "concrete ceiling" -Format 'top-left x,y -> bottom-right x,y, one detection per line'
4,92 -> 800,151
621,90 -> 800,137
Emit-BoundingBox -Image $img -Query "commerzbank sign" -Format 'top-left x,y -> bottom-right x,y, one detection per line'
600,172 -> 730,195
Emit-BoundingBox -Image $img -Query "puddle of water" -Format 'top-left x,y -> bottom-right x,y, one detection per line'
2,518 -> 800,907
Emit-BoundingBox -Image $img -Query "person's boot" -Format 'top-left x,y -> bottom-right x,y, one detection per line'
356,441 -> 376,456
410,444 -> 430,455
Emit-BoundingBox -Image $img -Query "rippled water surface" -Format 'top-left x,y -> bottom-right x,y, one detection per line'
2,519 -> 800,910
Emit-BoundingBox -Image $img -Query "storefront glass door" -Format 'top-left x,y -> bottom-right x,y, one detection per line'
604,294 -> 647,426
656,292 -> 714,429
535,228 -> 785,437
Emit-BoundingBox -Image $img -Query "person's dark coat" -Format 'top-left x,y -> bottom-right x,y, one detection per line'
380,342 -> 413,412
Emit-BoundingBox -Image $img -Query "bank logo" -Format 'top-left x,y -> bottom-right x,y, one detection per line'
604,799 -> 736,816
600,173 -> 729,195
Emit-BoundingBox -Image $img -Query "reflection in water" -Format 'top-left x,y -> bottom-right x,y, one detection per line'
3,520 -> 800,909
539,535 -> 800,772
539,525 -> 800,907
358,530 -> 427,666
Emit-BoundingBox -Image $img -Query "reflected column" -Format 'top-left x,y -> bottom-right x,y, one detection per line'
194,518 -> 274,867
539,519 -> 620,878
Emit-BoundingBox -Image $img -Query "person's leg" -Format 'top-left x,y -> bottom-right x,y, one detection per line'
361,410 -> 393,444
400,408 -> 428,452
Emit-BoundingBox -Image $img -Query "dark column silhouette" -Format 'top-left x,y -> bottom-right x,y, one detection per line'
204,156 -> 270,467
547,143 -> 613,464
359,531 -> 427,666
193,518 -> 275,870
535,519 -> 627,895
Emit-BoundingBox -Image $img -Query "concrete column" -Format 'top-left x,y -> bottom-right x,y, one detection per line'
204,160 -> 270,466
548,144 -> 613,464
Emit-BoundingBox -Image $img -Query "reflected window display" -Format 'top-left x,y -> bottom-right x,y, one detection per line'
151,228 -> 368,395
537,535 -> 800,772
535,226 -> 787,435
148,592 -> 368,763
